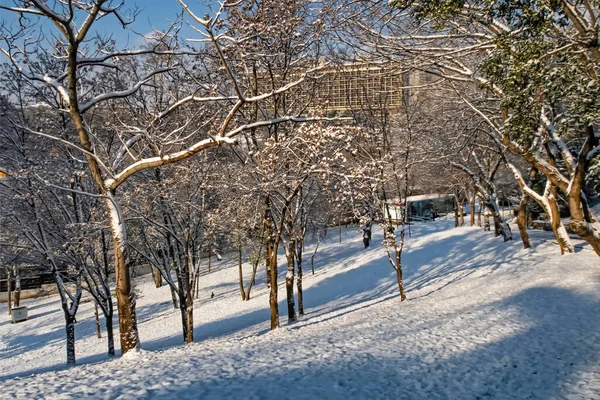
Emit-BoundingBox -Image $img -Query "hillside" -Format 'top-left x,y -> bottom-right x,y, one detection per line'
1,220 -> 599,399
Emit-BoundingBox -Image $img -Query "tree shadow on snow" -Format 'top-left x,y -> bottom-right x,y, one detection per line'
139,286 -> 600,400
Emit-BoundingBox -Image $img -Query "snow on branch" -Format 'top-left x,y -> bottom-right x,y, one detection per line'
108,136 -> 237,190
0,49 -> 70,105
539,109 -> 575,174
79,66 -> 174,113
224,117 -> 349,139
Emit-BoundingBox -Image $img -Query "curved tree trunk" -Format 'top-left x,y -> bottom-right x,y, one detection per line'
487,197 -> 512,241
547,195 -> 575,255
244,252 -> 261,301
566,191 -> 600,256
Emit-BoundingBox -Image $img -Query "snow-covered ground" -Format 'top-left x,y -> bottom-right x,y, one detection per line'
1,220 -> 599,399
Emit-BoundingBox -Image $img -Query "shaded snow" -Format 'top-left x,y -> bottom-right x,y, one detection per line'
1,221 -> 599,399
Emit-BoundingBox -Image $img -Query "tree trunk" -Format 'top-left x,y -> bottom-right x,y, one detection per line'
488,201 -> 512,241
454,206 -> 459,227
185,297 -> 193,344
193,258 -> 201,300
296,237 -> 304,316
178,291 -> 189,343
106,306 -> 115,356
13,268 -> 21,308
265,248 -> 271,289
95,301 -> 102,338
395,251 -> 406,301
151,267 -> 162,288
244,252 -> 268,301
493,213 -> 500,236
268,240 -> 279,330
105,195 -> 139,354
182,235 -> 194,344
285,234 -> 296,323
470,192 -> 476,227
311,241 -> 319,275
244,255 -> 260,301
477,202 -> 482,227
483,213 -> 491,231
548,195 -> 575,254
238,244 -> 245,300
7,270 -> 12,316
516,193 -> 532,249
65,314 -> 76,364
566,188 -> 600,256
264,194 -> 279,330
170,286 -> 178,309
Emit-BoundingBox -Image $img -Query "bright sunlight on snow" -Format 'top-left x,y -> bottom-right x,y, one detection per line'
1,220 -> 599,399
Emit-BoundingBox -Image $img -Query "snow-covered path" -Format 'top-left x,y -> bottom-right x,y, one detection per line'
1,221 -> 599,399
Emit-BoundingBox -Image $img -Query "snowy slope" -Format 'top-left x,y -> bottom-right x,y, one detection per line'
1,221 -> 599,399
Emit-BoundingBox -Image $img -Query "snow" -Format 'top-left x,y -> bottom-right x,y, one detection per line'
406,193 -> 453,202
1,221 -> 599,399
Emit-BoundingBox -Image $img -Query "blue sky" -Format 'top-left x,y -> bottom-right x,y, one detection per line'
0,0 -> 213,49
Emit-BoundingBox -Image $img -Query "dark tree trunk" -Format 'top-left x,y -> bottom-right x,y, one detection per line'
268,239 -> 279,330
66,318 -> 76,364
263,194 -> 280,330
470,192 -> 476,227
106,306 -> 115,356
265,249 -> 271,289
489,204 -> 512,241
170,286 -> 179,309
395,252 -> 406,302
311,241 -> 319,275
63,311 -> 76,364
178,292 -> 189,343
238,244 -> 245,300
493,214 -> 501,236
285,233 -> 296,323
182,236 -> 194,343
296,237 -> 304,316
7,270 -> 12,316
101,231 -> 115,356
244,254 -> 260,301
454,207 -> 459,227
